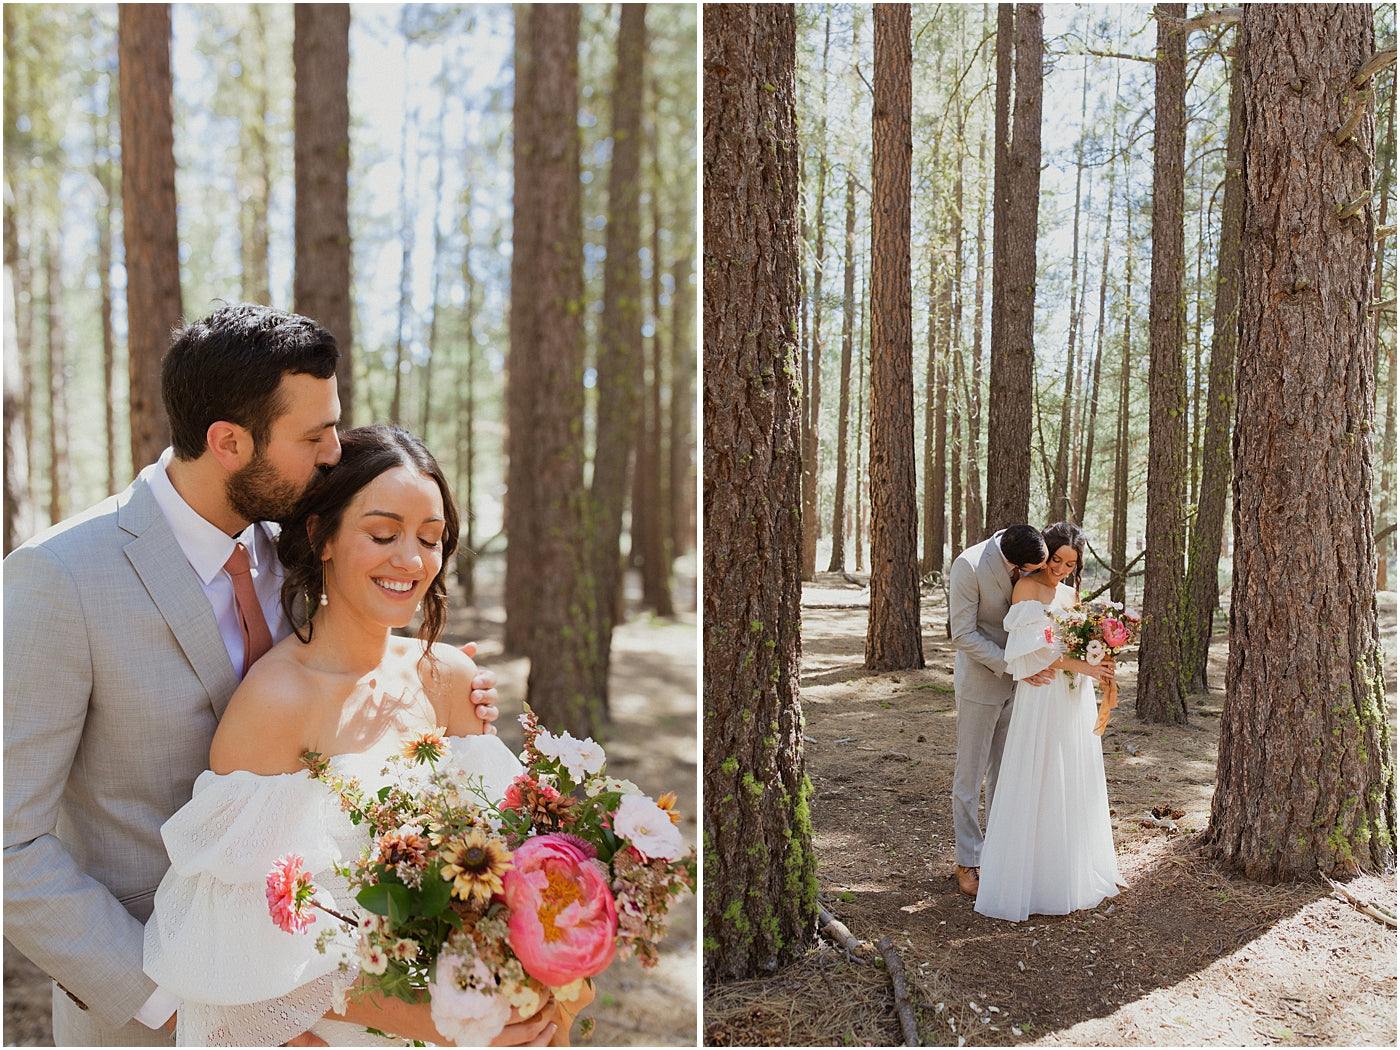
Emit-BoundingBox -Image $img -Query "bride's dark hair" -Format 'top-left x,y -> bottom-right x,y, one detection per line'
1041,521 -> 1086,594
278,424 -> 460,650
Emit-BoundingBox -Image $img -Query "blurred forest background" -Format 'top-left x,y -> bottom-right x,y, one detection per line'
3,2 -> 698,739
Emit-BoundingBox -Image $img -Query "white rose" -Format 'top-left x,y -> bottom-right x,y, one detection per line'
536,729 -> 606,780
613,793 -> 685,861
1085,639 -> 1106,665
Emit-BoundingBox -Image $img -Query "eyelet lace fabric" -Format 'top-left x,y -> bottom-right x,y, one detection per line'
144,735 -> 522,1046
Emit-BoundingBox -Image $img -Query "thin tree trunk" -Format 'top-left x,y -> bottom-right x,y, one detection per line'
241,4 -> 272,304
828,171 -> 857,573
1052,54 -> 1091,524
1137,2 -> 1189,725
967,130 -> 987,544
921,240 -> 945,576
95,67 -> 118,495
866,3 -> 924,671
1204,2 -> 1393,880
119,3 -> 181,469
293,3 -> 352,423
702,2 -> 816,979
670,244 -> 696,561
45,230 -> 67,524
456,189 -> 478,604
590,1 -> 646,709
1110,196 -> 1134,608
803,17 -> 830,581
855,266 -> 867,573
1183,47 -> 1244,694
422,115 -> 450,447
390,92 -> 416,426
642,145 -> 674,616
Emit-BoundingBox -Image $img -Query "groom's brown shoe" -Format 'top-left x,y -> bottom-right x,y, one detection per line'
956,864 -> 980,897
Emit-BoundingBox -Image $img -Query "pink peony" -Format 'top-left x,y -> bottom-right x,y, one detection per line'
501,835 -> 617,986
1100,618 -> 1129,648
265,854 -> 317,934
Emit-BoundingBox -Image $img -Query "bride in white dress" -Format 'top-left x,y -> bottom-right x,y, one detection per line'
144,426 -> 569,1046
974,522 -> 1126,923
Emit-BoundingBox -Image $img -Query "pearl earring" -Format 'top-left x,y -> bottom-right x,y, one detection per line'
320,592 -> 329,607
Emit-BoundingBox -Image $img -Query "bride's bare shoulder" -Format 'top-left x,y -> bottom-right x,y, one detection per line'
210,649 -> 323,774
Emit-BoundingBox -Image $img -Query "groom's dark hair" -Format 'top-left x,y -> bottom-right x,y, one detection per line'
162,303 -> 340,460
1000,523 -> 1048,567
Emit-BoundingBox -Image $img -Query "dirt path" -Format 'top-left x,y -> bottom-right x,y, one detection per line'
705,574 -> 1397,1047
3,568 -> 698,1047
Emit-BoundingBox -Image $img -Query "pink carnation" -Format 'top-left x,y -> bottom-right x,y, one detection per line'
502,834 -> 616,986
265,854 -> 317,934
1101,617 -> 1129,648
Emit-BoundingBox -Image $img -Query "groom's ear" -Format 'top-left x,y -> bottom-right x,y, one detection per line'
206,420 -> 254,472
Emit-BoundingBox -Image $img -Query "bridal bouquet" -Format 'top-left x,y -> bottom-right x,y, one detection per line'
1047,600 -> 1142,736
264,707 -> 696,1043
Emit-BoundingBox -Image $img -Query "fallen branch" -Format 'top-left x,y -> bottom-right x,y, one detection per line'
875,935 -> 921,1047
818,905 -> 865,953
1321,873 -> 1398,928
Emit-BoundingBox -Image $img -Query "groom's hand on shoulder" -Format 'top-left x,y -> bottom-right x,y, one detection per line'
460,641 -> 500,735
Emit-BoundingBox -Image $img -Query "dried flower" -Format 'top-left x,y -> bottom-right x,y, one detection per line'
401,727 -> 448,765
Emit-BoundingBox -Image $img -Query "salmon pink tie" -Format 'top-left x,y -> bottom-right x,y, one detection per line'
225,542 -> 273,677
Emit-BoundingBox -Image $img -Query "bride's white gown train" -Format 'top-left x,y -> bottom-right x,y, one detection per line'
144,734 -> 522,1046
974,600 -> 1124,923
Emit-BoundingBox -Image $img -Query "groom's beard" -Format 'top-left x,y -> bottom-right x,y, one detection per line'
226,447 -> 306,525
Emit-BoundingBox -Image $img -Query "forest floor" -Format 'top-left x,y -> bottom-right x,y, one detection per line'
3,561 -> 699,1048
704,574 -> 1398,1048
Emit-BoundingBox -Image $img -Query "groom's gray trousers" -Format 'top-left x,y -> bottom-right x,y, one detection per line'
952,692 -> 1015,867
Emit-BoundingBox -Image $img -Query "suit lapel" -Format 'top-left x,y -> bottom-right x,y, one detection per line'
118,477 -> 241,719
984,531 -> 1013,605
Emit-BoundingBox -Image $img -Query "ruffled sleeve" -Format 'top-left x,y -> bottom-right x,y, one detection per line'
1003,600 -> 1061,681
143,769 -> 359,1043
446,733 -> 525,804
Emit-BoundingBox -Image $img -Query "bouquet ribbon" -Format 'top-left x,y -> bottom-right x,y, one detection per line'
1093,677 -> 1118,736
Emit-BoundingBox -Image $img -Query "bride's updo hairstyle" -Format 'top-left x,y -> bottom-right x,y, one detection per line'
1041,520 -> 1086,594
278,424 -> 460,649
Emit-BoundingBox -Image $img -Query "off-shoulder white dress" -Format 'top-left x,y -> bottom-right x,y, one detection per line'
973,599 -> 1124,922
144,735 -> 522,1046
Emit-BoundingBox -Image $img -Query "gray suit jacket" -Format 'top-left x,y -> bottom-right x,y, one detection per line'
3,467 -> 242,1028
948,531 -> 1016,707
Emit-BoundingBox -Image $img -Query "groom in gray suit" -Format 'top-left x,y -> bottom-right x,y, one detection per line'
948,523 -> 1053,898
3,305 -> 498,1045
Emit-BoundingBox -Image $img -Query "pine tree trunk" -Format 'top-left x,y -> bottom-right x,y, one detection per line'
802,17 -> 832,582
1182,49 -> 1244,694
827,172 -> 857,573
456,195 -> 478,604
590,2 -> 646,707
119,3 -> 181,470
45,230 -> 67,524
670,244 -> 696,561
866,3 -> 924,672
985,4 -> 1042,531
519,4 -> 600,739
1137,3 -> 1189,725
1372,74 -> 1396,590
96,69 -> 118,495
855,273 -> 867,573
967,132 -> 988,545
702,2 -> 816,979
642,169 -> 674,615
292,4 -> 352,423
921,242 -> 945,576
1110,199 -> 1134,608
1204,2 -> 1394,880
3,136 -> 33,553
505,6 -> 537,655
241,4 -> 272,304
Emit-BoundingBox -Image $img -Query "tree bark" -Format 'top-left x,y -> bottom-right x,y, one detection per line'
1137,3 -> 1189,724
670,244 -> 696,561
119,3 -> 181,470
967,130 -> 988,545
518,5 -> 599,739
702,2 -> 816,980
1183,48 -> 1244,694
590,2 -> 646,710
505,5 -> 537,655
866,3 -> 924,671
985,4 -> 1042,531
1204,2 -> 1394,881
1110,196 -> 1135,608
827,171 -> 857,573
641,161 -> 674,616
921,240 -> 945,576
293,4 -> 352,422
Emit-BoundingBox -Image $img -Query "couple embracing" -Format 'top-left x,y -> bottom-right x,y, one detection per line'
949,522 -> 1127,922
4,305 -> 578,1046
